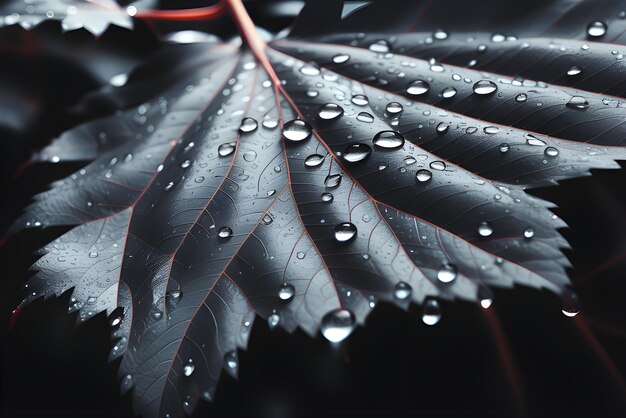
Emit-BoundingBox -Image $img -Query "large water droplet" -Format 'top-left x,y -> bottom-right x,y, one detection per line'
442,86 -> 457,98
429,161 -> 446,171
218,142 -> 236,157
278,283 -> 295,301
407,80 -> 430,96
239,117 -> 258,133
320,309 -> 356,342
343,144 -> 371,163
416,169 -> 432,182
437,263 -> 457,283
332,53 -> 350,64
357,112 -> 374,123
283,120 -> 312,142
373,130 -> 405,149
394,282 -> 412,300
544,146 -> 559,157
473,80 -> 497,95
422,299 -> 441,325
318,103 -> 344,120
351,94 -> 369,106
587,21 -> 607,38
305,154 -> 325,167
566,96 -> 589,109
334,222 -> 357,242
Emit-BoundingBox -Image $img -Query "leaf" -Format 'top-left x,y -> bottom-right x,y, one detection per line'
0,0 -> 133,35
12,0 -> 626,417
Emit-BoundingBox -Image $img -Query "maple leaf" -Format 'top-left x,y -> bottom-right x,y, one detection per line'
7,0 -> 626,417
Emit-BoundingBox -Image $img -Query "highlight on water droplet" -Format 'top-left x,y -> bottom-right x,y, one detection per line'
320,308 -> 356,342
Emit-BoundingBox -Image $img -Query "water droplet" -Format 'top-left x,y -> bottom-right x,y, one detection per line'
320,309 -> 356,342
373,130 -> 405,149
436,122 -> 450,134
567,66 -> 582,76
278,283 -> 295,301
429,161 -> 446,171
587,21 -> 607,38
332,53 -> 350,64
300,62 -> 320,76
544,146 -> 559,157
166,290 -> 182,308
442,86 -> 457,98
305,154 -> 325,167
473,80 -> 497,95
525,134 -> 546,146
478,286 -> 494,309
416,169 -> 432,182
523,228 -> 535,239
283,120 -> 312,142
566,96 -> 589,109
561,288 -> 581,317
321,192 -> 334,203
224,351 -> 238,370
268,311 -> 281,329
433,29 -> 448,40
183,359 -> 195,376
437,263 -> 457,283
218,227 -> 233,238
324,174 -> 342,188
351,94 -> 369,106
180,159 -> 192,168
218,142 -> 236,157
261,214 -> 273,225
334,222 -> 357,242
164,182 -> 174,191
318,103 -> 344,120
483,126 -> 499,134
478,222 -> 493,237
89,251 -> 98,258
422,299 -> 441,325
369,40 -> 390,53
385,102 -> 403,116
343,144 -> 371,163
121,374 -> 134,394
407,80 -> 430,96
515,93 -> 528,102
394,282 -> 412,300
239,117 -> 258,133
357,112 -> 374,123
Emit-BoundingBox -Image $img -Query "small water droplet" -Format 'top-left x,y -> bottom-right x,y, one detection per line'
442,86 -> 457,98
478,286 -> 494,309
567,66 -> 582,76
218,227 -> 233,238
422,299 -> 441,325
318,103 -> 344,120
436,122 -> 450,134
343,144 -> 371,163
268,311 -> 281,329
305,154 -> 325,167
394,282 -> 412,300
373,130 -> 405,149
473,80 -> 497,95
407,80 -> 430,96
332,53 -> 350,64
544,146 -> 559,157
561,287 -> 581,317
515,93 -> 528,102
357,112 -> 374,123
433,28 -> 448,40
283,120 -> 312,142
437,263 -> 457,283
429,161 -> 446,171
300,62 -> 320,76
183,359 -> 195,376
523,228 -> 535,239
334,222 -> 357,242
166,290 -> 183,307
478,222 -> 493,237
369,40 -> 390,53
483,126 -> 499,134
587,21 -> 607,38
351,94 -> 369,106
320,309 -> 356,342
385,102 -> 403,116
224,351 -> 238,370
324,174 -> 342,188
525,134 -> 546,146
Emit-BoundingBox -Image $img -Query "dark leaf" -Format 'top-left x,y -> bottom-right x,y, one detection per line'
11,1 -> 626,417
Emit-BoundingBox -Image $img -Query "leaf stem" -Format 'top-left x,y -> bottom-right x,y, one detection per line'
223,0 -> 282,86
133,2 -> 225,21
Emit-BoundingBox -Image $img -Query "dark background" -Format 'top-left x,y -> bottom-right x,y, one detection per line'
1,1 -> 626,417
